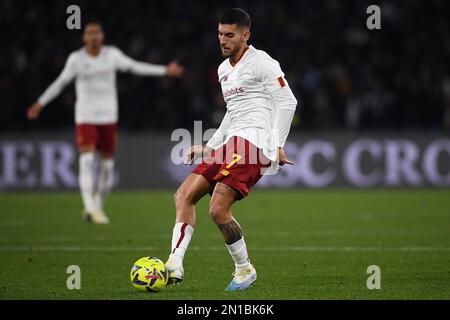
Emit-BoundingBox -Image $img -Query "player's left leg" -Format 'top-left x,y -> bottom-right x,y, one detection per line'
93,124 -> 118,222
94,152 -> 114,216
209,182 -> 257,291
166,173 -> 214,284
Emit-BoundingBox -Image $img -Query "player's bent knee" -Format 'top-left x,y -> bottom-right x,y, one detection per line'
174,187 -> 195,206
208,202 -> 229,224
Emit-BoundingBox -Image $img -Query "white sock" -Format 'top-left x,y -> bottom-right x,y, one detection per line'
226,237 -> 250,269
79,152 -> 96,212
94,159 -> 114,211
168,222 -> 194,266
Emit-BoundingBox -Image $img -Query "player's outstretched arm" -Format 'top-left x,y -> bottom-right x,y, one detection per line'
26,53 -> 76,120
165,61 -> 185,78
26,101 -> 43,120
113,47 -> 184,78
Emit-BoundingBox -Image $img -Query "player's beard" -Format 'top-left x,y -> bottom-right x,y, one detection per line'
91,41 -> 102,50
221,47 -> 232,58
222,42 -> 243,59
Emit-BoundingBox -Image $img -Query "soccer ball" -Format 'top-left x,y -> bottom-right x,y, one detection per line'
130,257 -> 169,292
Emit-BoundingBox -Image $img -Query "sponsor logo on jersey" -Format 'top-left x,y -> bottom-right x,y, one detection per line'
223,87 -> 244,98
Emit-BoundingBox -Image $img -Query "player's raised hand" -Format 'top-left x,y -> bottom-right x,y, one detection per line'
278,147 -> 294,166
165,61 -> 185,78
27,101 -> 43,120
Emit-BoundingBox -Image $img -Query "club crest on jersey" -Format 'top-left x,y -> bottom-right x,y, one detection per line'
223,75 -> 228,82
223,87 -> 244,99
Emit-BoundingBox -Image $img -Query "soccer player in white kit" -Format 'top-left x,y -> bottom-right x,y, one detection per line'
27,21 -> 184,224
164,8 -> 297,290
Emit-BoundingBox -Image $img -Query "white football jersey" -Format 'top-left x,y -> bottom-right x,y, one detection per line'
207,45 -> 296,162
38,45 -> 167,124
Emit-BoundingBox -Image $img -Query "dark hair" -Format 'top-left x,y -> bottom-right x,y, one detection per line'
83,18 -> 103,30
219,8 -> 251,29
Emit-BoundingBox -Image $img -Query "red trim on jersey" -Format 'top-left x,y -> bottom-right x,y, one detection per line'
172,223 -> 188,253
278,76 -> 286,88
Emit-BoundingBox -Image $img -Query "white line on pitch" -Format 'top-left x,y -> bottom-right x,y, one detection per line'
0,230 -> 447,243
0,246 -> 449,252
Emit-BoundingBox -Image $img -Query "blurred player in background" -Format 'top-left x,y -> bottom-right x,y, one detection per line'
27,21 -> 185,224
165,8 -> 297,290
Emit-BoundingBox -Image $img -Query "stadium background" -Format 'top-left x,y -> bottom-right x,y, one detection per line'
1,0 -> 449,190
0,0 -> 449,300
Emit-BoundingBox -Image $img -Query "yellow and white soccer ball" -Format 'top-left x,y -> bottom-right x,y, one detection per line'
130,257 -> 169,292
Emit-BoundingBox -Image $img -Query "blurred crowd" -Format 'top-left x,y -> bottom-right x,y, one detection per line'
1,0 -> 449,133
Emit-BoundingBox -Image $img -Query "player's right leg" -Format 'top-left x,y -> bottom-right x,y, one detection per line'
76,124 -> 108,224
78,146 -> 102,223
165,173 -> 213,284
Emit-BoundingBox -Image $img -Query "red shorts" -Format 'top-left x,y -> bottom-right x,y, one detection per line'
75,124 -> 118,155
192,136 -> 270,199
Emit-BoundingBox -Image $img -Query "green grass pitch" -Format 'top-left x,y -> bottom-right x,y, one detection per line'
0,190 -> 449,299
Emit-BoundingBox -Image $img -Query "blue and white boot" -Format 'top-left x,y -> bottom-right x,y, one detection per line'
165,256 -> 184,285
224,264 -> 257,291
